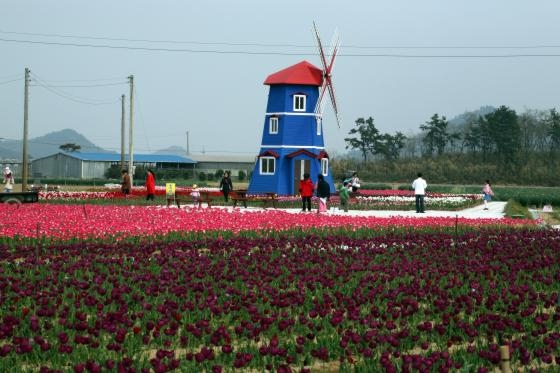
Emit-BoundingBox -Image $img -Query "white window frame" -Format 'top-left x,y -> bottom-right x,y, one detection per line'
269,117 -> 279,134
293,94 -> 306,112
260,157 -> 276,175
316,118 -> 322,136
320,158 -> 329,176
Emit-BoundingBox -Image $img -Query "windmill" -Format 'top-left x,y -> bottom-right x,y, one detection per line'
247,23 -> 342,196
313,21 -> 341,129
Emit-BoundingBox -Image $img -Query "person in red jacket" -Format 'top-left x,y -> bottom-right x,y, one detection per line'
299,173 -> 314,212
145,169 -> 156,201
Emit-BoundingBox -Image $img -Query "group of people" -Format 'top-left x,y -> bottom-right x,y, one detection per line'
120,168 -> 156,200
119,167 -> 496,213
299,173 -> 344,214
299,172 -> 362,214
120,168 -> 234,203
411,173 -> 494,213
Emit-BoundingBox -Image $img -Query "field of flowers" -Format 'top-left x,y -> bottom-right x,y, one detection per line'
0,203 -> 533,243
0,192 -> 558,372
37,187 -> 482,211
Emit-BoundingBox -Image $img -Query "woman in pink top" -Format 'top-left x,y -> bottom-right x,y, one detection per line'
482,180 -> 494,210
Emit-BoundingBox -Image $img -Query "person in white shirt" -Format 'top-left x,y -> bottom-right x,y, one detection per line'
412,172 -> 427,213
3,166 -> 14,192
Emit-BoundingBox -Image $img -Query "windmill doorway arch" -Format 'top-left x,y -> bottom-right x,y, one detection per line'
294,159 -> 311,196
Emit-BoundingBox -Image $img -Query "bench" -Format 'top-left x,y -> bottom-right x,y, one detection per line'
229,190 -> 278,209
230,189 -> 249,208
167,191 -> 215,208
0,191 -> 39,204
256,192 -> 278,209
195,191 -> 214,207
27,184 -> 60,192
166,194 -> 181,208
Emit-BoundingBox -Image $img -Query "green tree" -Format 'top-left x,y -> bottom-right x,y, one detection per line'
59,143 -> 81,152
420,113 -> 451,156
546,108 -> 560,154
104,164 -> 121,179
483,105 -> 521,169
344,117 -> 382,162
378,132 -> 406,161
462,121 -> 482,154
238,170 -> 246,181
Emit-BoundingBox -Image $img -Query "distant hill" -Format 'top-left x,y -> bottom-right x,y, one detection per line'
0,129 -> 113,161
448,106 -> 496,130
154,146 -> 186,156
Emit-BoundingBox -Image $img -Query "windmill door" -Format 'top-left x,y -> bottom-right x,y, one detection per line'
293,159 -> 311,195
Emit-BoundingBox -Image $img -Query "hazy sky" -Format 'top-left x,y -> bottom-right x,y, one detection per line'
2,1 -> 560,156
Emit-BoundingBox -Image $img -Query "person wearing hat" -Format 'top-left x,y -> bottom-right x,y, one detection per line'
190,184 -> 200,205
3,166 -> 14,193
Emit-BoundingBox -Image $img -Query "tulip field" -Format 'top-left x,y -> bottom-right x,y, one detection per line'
0,192 -> 559,372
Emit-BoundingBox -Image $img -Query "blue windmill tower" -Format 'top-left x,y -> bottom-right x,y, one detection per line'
248,23 -> 341,196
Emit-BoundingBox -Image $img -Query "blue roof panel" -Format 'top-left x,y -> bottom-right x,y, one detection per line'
63,152 -> 196,164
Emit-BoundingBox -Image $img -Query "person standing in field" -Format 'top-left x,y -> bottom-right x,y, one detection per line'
190,184 -> 200,206
299,173 -> 314,212
316,173 -> 330,214
3,166 -> 14,192
219,171 -> 233,202
121,169 -> 131,195
412,172 -> 427,213
145,169 -> 156,201
338,180 -> 350,212
350,172 -> 361,193
482,179 -> 494,210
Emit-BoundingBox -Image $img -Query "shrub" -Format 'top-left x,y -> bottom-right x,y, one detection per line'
238,170 -> 246,181
503,199 -> 530,219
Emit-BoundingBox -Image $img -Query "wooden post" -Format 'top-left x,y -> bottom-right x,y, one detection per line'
500,345 -> 512,373
128,75 -> 134,185
22,67 -> 30,192
120,94 -> 126,171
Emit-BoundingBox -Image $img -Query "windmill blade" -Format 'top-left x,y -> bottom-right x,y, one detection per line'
326,29 -> 340,75
315,82 -> 327,114
312,21 -> 341,128
313,21 -> 329,72
326,30 -> 341,128
326,77 -> 341,128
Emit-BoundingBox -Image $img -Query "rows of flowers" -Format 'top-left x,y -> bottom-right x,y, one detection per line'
38,187 -> 483,211
38,186 -> 217,201
0,229 -> 558,372
0,204 -> 533,242
353,190 -> 482,211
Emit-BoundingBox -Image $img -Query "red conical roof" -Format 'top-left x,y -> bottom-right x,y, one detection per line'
264,60 -> 323,86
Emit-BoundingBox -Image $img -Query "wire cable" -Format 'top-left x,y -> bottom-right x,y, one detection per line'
30,72 -> 122,105
0,77 -> 22,85
3,36 -> 560,58
3,29 -> 560,50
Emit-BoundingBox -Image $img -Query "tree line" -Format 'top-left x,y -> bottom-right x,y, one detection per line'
340,106 -> 560,186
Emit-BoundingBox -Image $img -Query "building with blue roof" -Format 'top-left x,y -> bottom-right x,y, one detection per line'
30,152 -> 196,180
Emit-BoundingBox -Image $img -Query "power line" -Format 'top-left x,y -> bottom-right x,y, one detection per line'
3,29 -> 560,50
0,29 -> 311,48
30,81 -> 127,88
0,77 -> 22,85
3,36 -> 560,58
30,72 -> 121,105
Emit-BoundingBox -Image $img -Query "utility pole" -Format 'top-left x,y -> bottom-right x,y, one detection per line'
22,67 -> 30,192
186,130 -> 190,156
120,94 -> 125,171
128,75 -> 134,185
